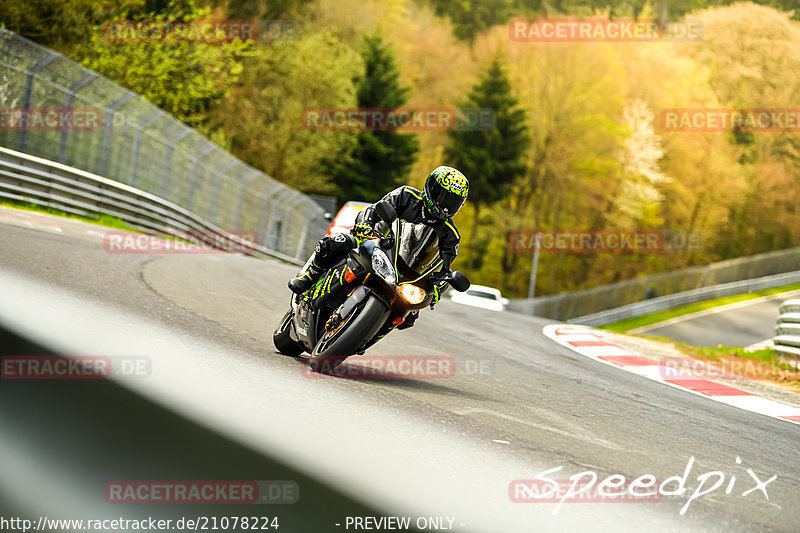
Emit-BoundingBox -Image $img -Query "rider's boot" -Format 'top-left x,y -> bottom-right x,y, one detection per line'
288,261 -> 324,294
288,234 -> 357,295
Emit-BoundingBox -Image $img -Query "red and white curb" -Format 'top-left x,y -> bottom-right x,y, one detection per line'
543,324 -> 800,426
744,339 -> 774,352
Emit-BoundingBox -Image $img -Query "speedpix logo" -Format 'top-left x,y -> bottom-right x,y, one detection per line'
510,456 -> 776,515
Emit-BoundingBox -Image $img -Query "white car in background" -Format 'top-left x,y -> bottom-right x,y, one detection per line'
449,284 -> 509,312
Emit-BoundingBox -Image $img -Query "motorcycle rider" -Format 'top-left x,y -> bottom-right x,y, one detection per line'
288,166 -> 469,328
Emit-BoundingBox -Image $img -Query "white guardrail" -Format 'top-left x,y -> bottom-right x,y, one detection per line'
774,299 -> 800,358
0,145 -> 304,264
569,271 -> 800,326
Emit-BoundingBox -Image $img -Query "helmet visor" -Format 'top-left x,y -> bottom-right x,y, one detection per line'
428,186 -> 466,219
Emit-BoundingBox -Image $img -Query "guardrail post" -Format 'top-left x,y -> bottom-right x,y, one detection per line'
276,192 -> 306,253
59,73 -> 97,163
186,145 -> 215,210
129,112 -> 162,186
233,171 -> 259,230
257,187 -> 281,250
160,129 -> 191,198
98,92 -> 134,176
263,188 -> 294,251
210,160 -> 238,223
773,299 -> 800,361
295,200 -> 316,261
18,51 -> 58,152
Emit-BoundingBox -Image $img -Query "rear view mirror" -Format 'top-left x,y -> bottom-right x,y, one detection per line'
449,271 -> 470,292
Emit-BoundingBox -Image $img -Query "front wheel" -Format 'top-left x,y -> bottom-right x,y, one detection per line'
308,295 -> 390,373
273,309 -> 305,356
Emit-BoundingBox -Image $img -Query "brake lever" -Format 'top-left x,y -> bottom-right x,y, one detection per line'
378,233 -> 395,248
426,272 -> 452,285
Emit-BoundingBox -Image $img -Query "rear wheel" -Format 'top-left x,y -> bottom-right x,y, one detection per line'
273,309 -> 305,356
308,296 -> 390,373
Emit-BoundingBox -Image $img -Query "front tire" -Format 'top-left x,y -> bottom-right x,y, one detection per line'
273,309 -> 305,356
308,295 -> 390,373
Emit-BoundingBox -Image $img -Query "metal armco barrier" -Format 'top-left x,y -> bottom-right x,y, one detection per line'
567,271 -> 800,326
774,299 -> 800,358
0,146 -> 301,263
0,28 -> 326,263
510,248 -> 800,322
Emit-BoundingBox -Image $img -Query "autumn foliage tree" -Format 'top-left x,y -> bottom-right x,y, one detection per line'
13,0 -> 800,296
326,33 -> 419,202
445,58 -> 529,270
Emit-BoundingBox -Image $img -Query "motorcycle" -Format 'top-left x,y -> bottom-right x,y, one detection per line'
273,201 -> 470,372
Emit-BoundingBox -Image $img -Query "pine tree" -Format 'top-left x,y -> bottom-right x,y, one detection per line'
445,58 -> 529,269
328,33 -> 418,202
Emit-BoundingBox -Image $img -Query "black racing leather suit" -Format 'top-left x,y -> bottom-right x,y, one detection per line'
355,185 -> 461,273
299,185 -> 462,325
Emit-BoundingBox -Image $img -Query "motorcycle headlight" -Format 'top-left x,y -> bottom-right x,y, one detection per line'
371,248 -> 396,285
398,284 -> 427,305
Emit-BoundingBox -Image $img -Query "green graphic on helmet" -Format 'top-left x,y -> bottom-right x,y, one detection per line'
423,166 -> 469,220
435,169 -> 469,197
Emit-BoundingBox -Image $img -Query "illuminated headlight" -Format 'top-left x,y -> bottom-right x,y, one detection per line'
398,284 -> 427,305
371,249 -> 396,285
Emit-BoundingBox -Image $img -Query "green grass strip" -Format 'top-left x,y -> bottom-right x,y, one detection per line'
602,283 -> 800,333
1,199 -> 140,232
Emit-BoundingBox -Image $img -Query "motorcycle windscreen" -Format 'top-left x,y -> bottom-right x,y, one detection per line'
397,222 -> 441,275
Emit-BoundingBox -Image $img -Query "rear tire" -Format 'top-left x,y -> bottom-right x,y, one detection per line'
308,296 -> 390,373
273,310 -> 305,356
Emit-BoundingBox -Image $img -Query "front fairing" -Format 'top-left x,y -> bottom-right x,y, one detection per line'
357,222 -> 441,313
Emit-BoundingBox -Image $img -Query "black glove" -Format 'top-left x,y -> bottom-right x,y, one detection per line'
429,269 -> 451,284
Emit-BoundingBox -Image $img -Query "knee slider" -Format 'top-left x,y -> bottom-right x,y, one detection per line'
331,233 -> 356,253
315,236 -> 333,258
317,233 -> 355,260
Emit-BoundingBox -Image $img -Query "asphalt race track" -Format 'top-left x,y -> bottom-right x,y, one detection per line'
630,290 -> 800,347
1,206 -> 798,533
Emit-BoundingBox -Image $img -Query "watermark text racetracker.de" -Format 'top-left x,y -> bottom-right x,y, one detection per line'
508,229 -> 703,254
510,456 -> 776,515
1,355 -> 150,379
509,18 -> 703,42
0,107 -> 102,131
0,515 -> 280,532
102,19 -> 298,43
301,108 -> 495,131
302,355 -> 494,380
103,230 -> 258,254
660,108 -> 800,132
104,480 -> 298,504
660,356 -> 792,381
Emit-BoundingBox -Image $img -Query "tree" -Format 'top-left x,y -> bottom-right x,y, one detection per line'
0,0 -> 144,51
445,58 -> 529,269
213,0 -> 313,19
212,30 -> 362,193
80,5 -> 249,131
606,99 -> 669,227
428,0 -> 516,40
327,33 -> 419,202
